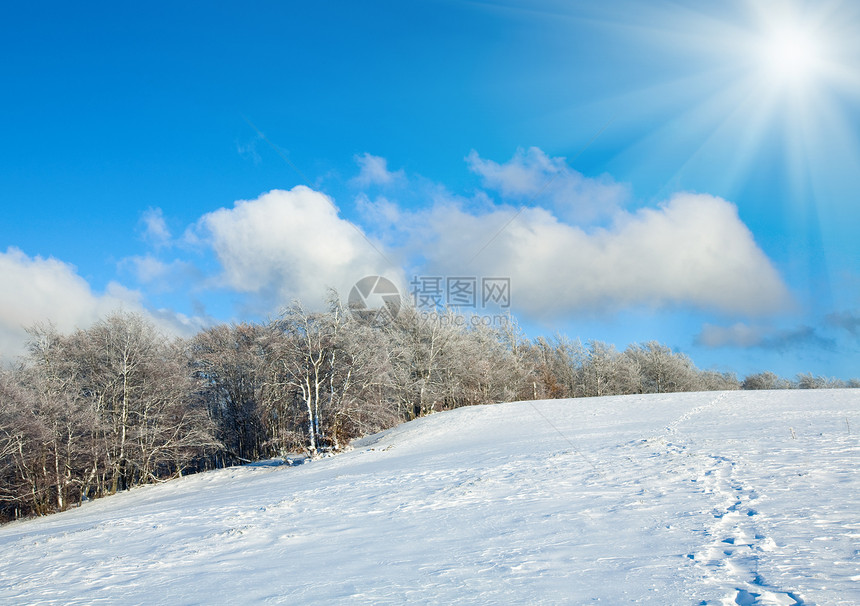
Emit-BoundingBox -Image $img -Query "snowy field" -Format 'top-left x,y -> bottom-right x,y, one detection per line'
0,390 -> 857,605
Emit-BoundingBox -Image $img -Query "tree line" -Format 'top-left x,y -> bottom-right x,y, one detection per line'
1,298 -> 856,522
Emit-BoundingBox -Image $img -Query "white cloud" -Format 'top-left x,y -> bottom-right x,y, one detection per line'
697,323 -> 766,348
197,186 -> 399,309
140,207 -> 171,246
696,322 -> 834,351
3,150 -> 784,345
0,248 -> 203,359
466,147 -> 629,224
126,255 -> 172,283
355,193 -> 403,228
120,255 -> 201,291
351,153 -> 405,187
236,135 -> 262,164
149,307 -> 212,336
398,191 -> 790,317
186,152 -> 788,320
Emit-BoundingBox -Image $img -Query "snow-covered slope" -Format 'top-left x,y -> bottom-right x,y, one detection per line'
0,390 -> 857,605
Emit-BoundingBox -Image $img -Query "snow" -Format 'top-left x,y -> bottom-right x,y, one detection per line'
0,389 -> 857,605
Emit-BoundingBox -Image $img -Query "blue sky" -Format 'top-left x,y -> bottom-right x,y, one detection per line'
2,0 -> 860,379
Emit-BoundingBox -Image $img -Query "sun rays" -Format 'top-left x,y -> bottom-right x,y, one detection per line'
756,19 -> 826,90
592,0 -> 860,205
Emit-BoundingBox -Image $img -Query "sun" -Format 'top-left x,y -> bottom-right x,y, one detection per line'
758,23 -> 824,88
591,0 -> 859,203
756,20 -> 826,90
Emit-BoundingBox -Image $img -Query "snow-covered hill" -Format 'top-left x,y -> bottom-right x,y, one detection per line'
0,390 -> 857,605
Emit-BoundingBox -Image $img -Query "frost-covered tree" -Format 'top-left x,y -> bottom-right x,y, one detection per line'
25,313 -> 217,497
265,297 -> 398,455
191,323 -> 269,464
623,341 -> 700,394
324,315 -> 400,450
698,370 -> 740,391
70,313 -> 217,491
796,373 -> 844,389
527,335 -> 583,399
578,341 -> 627,397
384,307 -> 464,418
5,292 -> 853,524
742,371 -> 781,390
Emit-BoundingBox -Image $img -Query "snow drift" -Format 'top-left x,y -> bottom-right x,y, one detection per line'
0,390 -> 857,605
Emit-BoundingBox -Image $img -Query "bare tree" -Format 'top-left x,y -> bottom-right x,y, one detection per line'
0,369 -> 42,518
384,307 -> 463,419
525,336 -> 583,399
265,300 -> 352,455
698,370 -> 740,391
796,373 -> 844,389
22,325 -> 102,512
33,313 -> 217,495
323,314 -> 400,450
623,341 -> 700,394
578,341 -> 629,397
454,322 -> 527,407
742,371 -> 781,390
8,293 -> 856,524
191,323 -> 269,464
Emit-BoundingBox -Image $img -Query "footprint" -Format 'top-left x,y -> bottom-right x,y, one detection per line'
734,588 -> 760,605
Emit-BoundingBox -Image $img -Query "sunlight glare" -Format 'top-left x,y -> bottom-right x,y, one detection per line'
758,22 -> 824,89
